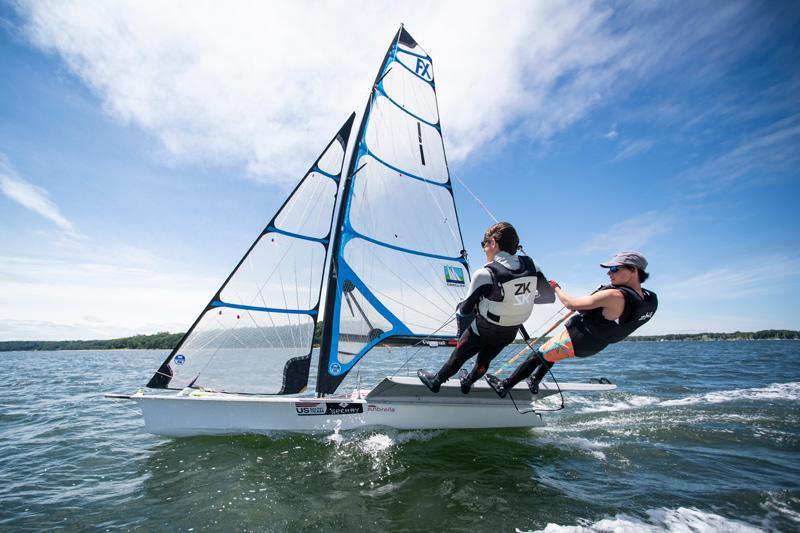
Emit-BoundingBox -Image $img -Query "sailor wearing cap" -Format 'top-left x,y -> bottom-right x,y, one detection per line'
486,251 -> 658,397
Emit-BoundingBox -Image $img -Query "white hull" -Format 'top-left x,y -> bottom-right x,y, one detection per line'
126,377 -> 615,437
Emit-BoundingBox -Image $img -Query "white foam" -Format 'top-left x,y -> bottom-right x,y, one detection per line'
531,507 -> 762,532
564,382 -> 799,415
761,492 -> 800,529
573,393 -> 661,414
535,435 -> 611,460
321,428 -> 443,452
660,382 -> 800,407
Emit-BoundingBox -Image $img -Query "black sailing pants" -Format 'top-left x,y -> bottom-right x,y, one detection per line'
503,351 -> 553,389
435,317 -> 519,385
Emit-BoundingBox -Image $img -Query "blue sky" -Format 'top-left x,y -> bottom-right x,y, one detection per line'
1,1 -> 799,340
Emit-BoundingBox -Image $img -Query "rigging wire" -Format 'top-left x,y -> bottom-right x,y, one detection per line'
389,313 -> 456,378
452,174 -> 499,223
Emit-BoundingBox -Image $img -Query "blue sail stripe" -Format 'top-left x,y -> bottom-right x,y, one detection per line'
346,229 -> 467,264
312,166 -> 340,180
361,148 -> 451,189
326,259 -> 413,375
211,300 -> 317,316
375,86 -> 440,129
395,47 -> 431,61
265,226 -> 329,244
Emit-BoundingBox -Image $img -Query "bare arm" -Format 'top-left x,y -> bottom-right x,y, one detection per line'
554,287 -> 625,320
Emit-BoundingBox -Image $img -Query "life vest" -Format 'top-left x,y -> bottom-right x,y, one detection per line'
477,255 -> 539,327
566,284 -> 658,356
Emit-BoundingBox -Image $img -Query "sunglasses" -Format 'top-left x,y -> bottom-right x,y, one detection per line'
608,265 -> 632,273
481,239 -> 492,248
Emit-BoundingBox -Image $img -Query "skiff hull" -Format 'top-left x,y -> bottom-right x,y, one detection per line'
128,377 -> 615,437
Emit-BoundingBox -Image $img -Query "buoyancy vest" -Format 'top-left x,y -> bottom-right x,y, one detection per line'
477,255 -> 540,327
566,284 -> 658,356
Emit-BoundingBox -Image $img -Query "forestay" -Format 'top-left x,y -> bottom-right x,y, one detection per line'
147,115 -> 355,394
316,27 -> 469,395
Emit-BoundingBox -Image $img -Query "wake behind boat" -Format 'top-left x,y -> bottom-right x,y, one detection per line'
109,26 -> 615,437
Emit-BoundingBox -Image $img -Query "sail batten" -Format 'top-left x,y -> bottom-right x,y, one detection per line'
210,301 -> 318,315
264,226 -> 330,244
316,27 -> 468,395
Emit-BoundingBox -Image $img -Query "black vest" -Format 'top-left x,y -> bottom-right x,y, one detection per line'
566,284 -> 658,357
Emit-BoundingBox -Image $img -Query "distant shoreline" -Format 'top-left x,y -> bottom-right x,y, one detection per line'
1,329 -> 798,352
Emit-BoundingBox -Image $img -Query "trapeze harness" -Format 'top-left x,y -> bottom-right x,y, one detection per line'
540,284 -> 659,363
436,254 -> 542,385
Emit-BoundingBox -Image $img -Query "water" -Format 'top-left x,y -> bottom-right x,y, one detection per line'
1,341 -> 798,531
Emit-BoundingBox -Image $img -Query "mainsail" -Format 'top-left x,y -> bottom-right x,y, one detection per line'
316,27 -> 469,395
147,114 -> 355,394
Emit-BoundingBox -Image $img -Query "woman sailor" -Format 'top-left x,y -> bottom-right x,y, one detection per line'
486,251 -> 658,396
418,222 -> 552,394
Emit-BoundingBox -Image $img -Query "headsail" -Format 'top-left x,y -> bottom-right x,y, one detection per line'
316,27 -> 469,395
147,114 -> 355,394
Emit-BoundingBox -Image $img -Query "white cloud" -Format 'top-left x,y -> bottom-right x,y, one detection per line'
613,139 -> 655,161
680,114 -> 800,197
0,255 -> 215,340
658,255 -> 800,302
0,155 -> 77,234
578,211 -> 673,255
15,0 -> 719,183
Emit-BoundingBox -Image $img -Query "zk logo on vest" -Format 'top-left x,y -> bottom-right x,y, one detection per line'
513,282 -> 532,305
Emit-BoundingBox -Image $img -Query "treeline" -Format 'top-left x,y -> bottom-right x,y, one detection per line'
625,330 -> 800,342
0,332 -> 183,352
2,329 -> 798,352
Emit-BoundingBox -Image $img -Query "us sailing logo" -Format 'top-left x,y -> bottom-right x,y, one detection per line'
444,266 -> 465,286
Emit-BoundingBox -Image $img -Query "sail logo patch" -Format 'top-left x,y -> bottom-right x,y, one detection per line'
444,266 -> 465,286
415,58 -> 432,80
296,402 -> 364,416
174,354 -> 186,365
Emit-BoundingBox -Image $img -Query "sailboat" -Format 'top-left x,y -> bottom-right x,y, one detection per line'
112,26 -> 614,436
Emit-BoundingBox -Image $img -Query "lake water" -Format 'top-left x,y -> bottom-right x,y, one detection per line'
1,341 -> 798,531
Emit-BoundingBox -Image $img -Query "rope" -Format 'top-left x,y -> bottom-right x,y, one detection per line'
452,174 -> 498,223
492,308 -> 574,375
390,313 -> 456,378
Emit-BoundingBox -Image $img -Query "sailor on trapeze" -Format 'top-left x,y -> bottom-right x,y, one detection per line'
418,222 -> 553,394
486,251 -> 658,397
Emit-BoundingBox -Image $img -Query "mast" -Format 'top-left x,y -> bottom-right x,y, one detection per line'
316,29 -> 400,397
